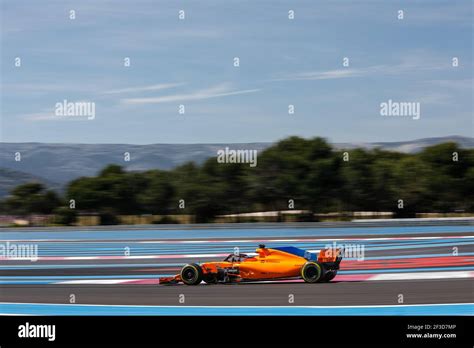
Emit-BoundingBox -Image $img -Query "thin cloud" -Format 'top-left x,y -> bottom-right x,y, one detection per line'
271,65 -> 387,82
271,60 -> 447,82
121,84 -> 261,105
103,83 -> 185,95
424,79 -> 473,91
282,68 -> 368,81
22,110 -> 57,121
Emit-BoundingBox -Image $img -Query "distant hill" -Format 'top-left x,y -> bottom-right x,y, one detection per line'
0,167 -> 60,197
0,143 -> 270,188
0,136 -> 472,197
335,136 -> 474,153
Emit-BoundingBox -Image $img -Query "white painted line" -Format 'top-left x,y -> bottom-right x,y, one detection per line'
56,279 -> 138,284
354,217 -> 474,222
0,301 -> 472,309
370,270 -> 473,281
2,235 -> 472,244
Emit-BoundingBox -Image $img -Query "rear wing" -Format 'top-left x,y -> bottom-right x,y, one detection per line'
318,247 -> 344,263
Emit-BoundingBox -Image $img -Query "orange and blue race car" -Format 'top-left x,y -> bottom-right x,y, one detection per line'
159,244 -> 343,285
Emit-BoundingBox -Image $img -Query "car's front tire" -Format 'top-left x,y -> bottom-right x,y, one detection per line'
180,264 -> 203,285
301,262 -> 323,283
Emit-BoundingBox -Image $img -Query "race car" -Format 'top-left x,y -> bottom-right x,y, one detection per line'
159,244 -> 343,285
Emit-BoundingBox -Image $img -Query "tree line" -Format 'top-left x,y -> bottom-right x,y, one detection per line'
1,137 -> 472,224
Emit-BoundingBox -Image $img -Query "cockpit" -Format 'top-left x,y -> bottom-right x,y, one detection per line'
223,253 -> 249,263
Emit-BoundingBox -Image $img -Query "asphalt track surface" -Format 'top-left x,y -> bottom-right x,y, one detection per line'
0,221 -> 473,315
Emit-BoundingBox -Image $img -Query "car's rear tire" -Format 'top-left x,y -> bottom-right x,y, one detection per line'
181,264 -> 203,285
301,262 -> 323,283
321,270 -> 337,282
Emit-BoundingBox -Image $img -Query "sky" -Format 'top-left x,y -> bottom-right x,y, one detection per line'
1,0 -> 473,144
